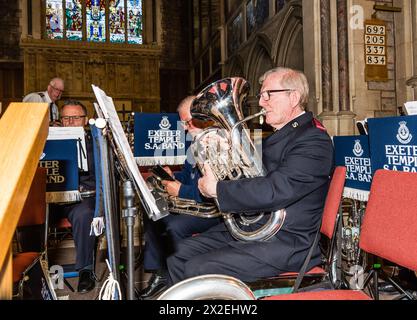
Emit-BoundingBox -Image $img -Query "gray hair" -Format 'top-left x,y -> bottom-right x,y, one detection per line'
49,77 -> 65,88
61,100 -> 87,115
259,67 -> 309,110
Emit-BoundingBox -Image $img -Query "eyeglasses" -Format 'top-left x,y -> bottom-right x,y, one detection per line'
50,83 -> 64,94
61,115 -> 86,121
256,89 -> 294,101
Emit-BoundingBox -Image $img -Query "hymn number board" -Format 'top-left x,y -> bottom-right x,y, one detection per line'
364,19 -> 388,81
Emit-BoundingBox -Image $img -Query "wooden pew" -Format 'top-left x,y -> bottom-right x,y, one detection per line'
0,102 -> 48,299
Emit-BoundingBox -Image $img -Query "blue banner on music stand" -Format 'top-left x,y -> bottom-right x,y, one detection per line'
39,139 -> 80,203
368,115 -> 417,174
134,113 -> 190,165
334,135 -> 372,201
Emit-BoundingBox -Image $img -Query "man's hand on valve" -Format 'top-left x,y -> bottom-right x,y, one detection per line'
161,179 -> 181,197
198,163 -> 218,198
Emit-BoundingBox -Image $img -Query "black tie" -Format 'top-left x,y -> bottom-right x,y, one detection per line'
49,103 -> 54,121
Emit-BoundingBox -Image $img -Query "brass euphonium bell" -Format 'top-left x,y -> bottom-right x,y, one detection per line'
190,77 -> 286,242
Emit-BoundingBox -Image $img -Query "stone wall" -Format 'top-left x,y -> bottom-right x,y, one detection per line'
159,0 -> 191,112
0,0 -> 21,61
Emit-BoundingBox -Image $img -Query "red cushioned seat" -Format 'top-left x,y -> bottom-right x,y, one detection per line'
278,266 -> 326,277
263,289 -> 371,300
12,252 -> 40,283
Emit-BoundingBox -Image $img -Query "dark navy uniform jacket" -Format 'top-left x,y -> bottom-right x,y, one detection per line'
174,160 -> 203,202
214,111 -> 335,272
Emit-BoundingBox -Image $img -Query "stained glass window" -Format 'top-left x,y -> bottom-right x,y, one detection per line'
87,0 -> 106,42
45,0 -> 143,45
65,0 -> 82,40
46,0 -> 64,39
127,0 -> 143,44
109,0 -> 126,43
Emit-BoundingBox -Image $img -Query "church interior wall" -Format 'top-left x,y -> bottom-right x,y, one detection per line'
0,0 -> 416,138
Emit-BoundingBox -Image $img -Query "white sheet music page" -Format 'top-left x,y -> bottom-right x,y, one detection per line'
91,84 -> 166,219
47,126 -> 88,171
404,101 -> 417,115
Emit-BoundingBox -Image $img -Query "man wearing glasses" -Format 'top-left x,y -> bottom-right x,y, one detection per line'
167,67 -> 334,285
49,100 -> 97,293
140,95 -> 221,299
23,77 -> 65,125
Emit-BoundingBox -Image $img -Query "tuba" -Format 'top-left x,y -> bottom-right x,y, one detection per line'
190,77 -> 286,241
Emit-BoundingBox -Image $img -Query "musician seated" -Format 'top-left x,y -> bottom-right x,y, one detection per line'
166,68 -> 335,285
49,100 -> 97,294
140,96 -> 222,299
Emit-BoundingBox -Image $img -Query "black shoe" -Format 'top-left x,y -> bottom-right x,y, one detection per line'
77,269 -> 95,294
378,282 -> 397,294
139,272 -> 167,299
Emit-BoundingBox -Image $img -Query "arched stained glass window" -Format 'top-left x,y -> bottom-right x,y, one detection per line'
45,0 -> 143,44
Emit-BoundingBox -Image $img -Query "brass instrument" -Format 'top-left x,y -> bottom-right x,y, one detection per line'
146,174 -> 221,218
190,77 -> 286,242
157,274 -> 256,300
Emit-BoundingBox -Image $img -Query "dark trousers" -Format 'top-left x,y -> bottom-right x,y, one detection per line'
166,227 -> 284,284
50,197 -> 96,270
143,213 -> 221,271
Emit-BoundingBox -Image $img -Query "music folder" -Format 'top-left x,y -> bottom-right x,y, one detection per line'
47,126 -> 88,171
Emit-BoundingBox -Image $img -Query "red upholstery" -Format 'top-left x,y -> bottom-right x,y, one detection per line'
320,166 -> 346,239
12,252 -> 39,283
359,170 -> 417,273
263,290 -> 371,300
263,169 -> 417,300
279,266 -> 326,277
55,217 -> 72,229
13,168 -> 47,285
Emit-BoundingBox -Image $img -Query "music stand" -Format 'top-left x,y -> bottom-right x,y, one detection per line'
92,85 -> 169,300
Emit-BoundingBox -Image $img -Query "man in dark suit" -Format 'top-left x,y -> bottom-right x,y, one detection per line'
139,96 -> 221,299
50,100 -> 97,293
167,67 -> 334,284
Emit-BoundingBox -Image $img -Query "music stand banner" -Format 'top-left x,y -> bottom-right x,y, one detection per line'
368,115 -> 417,174
39,139 -> 80,203
134,113 -> 190,165
334,135 -> 372,201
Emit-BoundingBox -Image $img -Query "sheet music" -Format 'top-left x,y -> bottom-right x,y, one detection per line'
92,84 -> 167,220
404,101 -> 417,115
47,127 -> 88,171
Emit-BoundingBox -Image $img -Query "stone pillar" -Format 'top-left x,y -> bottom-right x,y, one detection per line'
406,0 -> 417,98
337,0 -> 355,134
320,0 -> 333,113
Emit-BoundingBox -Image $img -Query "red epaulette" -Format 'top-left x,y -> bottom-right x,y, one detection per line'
312,118 -> 327,132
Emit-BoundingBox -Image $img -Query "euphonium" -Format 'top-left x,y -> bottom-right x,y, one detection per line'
190,77 -> 286,242
146,173 -> 221,218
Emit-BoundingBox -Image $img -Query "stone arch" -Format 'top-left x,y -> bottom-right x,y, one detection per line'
272,2 -> 304,71
228,55 -> 246,79
246,35 -> 274,96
